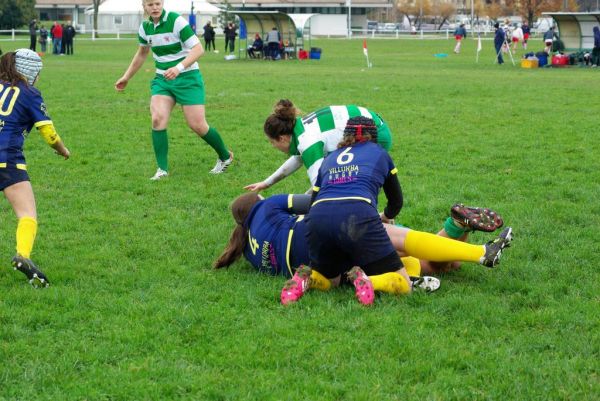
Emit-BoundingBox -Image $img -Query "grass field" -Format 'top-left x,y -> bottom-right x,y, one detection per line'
0,37 -> 599,400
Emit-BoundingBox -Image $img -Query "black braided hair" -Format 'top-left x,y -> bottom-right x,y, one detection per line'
338,116 -> 378,148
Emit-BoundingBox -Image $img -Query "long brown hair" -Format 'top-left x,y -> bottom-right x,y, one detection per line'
0,52 -> 27,86
214,193 -> 262,268
263,99 -> 300,140
338,116 -> 378,148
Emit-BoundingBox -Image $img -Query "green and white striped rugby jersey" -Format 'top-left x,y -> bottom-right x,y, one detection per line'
291,105 -> 386,185
138,10 -> 200,74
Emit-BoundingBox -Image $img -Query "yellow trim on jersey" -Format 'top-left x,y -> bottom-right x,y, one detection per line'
33,120 -> 52,128
287,194 -> 293,209
312,196 -> 372,206
313,186 -> 320,192
285,215 -> 305,277
390,167 -> 398,175
37,123 -> 61,145
0,163 -> 27,170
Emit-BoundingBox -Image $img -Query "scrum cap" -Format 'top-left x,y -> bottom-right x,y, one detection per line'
14,48 -> 43,85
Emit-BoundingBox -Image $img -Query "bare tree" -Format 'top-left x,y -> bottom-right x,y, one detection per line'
92,0 -> 105,37
396,0 -> 431,28
432,1 -> 456,29
516,0 -> 577,28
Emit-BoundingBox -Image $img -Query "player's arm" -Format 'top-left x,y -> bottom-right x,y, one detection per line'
36,122 -> 70,159
244,156 -> 303,192
163,43 -> 204,80
287,194 -> 311,215
381,167 -> 403,224
115,45 -> 150,91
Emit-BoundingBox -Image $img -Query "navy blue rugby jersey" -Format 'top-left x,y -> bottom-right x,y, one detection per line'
0,80 -> 52,167
243,194 -> 306,277
312,141 -> 397,208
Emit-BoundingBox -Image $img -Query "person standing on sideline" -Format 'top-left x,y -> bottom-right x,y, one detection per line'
521,21 -> 530,50
52,22 -> 63,55
225,22 -> 237,53
39,25 -> 48,54
453,23 -> 466,54
0,49 -> 71,287
592,26 -> 600,67
29,19 -> 37,52
494,22 -> 505,65
114,0 -> 233,180
63,22 -> 76,55
202,21 -> 215,52
265,27 -> 281,60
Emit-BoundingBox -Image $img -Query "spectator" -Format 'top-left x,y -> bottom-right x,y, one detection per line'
60,24 -> 66,54
283,39 -> 294,60
52,22 -> 63,55
63,22 -> 76,55
202,21 -> 215,52
224,22 -> 237,53
29,19 -> 38,52
247,33 -> 263,58
265,27 -> 281,60
453,23 -> 466,54
39,25 -> 48,54
522,21 -> 530,50
494,22 -> 505,65
511,24 -> 523,52
544,27 -> 555,54
592,26 -> 600,67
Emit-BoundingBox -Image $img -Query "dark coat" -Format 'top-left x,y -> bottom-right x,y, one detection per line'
594,26 -> 600,48
494,28 -> 505,48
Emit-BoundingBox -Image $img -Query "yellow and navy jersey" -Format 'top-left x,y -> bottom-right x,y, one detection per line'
243,194 -> 307,277
312,141 -> 397,209
0,80 -> 51,167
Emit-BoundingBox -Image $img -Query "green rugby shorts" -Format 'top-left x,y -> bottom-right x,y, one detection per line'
150,70 -> 205,105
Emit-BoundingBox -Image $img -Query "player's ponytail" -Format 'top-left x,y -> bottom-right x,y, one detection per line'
0,52 -> 27,86
264,99 -> 299,140
338,116 -> 378,148
214,193 -> 262,268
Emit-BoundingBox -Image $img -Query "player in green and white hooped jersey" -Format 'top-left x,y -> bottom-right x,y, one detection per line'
114,0 -> 233,180
244,99 -> 392,192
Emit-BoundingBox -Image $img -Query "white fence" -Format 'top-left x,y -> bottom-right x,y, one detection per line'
1,28 -> 544,42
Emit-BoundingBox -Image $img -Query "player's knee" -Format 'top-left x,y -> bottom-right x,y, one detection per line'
191,121 -> 209,136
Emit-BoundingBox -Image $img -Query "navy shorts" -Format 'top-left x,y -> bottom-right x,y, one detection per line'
306,200 -> 402,279
0,167 -> 30,191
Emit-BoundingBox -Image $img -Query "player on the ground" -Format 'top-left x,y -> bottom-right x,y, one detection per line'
115,0 -> 233,180
244,99 -> 393,192
0,49 -> 71,287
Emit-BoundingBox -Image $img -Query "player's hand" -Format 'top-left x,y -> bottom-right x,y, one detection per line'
57,146 -> 70,160
115,78 -> 128,91
163,66 -> 181,81
244,182 -> 269,192
380,212 -> 394,225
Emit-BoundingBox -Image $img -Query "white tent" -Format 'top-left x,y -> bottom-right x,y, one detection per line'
85,0 -> 221,33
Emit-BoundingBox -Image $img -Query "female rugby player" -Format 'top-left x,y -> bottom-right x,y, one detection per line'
115,0 -> 233,180
244,99 -> 393,192
0,49 -> 70,287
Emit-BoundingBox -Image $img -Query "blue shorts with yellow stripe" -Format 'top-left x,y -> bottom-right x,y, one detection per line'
0,164 -> 29,191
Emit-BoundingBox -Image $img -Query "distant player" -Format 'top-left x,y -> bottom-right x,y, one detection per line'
0,49 -> 71,287
244,99 -> 393,192
115,0 -> 233,180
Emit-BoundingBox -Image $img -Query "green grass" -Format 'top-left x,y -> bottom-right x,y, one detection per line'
0,38 -> 599,400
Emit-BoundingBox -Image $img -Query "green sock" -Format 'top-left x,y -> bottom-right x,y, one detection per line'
201,127 -> 230,160
152,129 -> 168,171
444,217 -> 468,239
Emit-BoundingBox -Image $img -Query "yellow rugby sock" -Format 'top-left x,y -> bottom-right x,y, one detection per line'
370,272 -> 411,295
16,217 -> 37,259
310,270 -> 331,291
404,230 -> 485,263
401,256 -> 422,278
